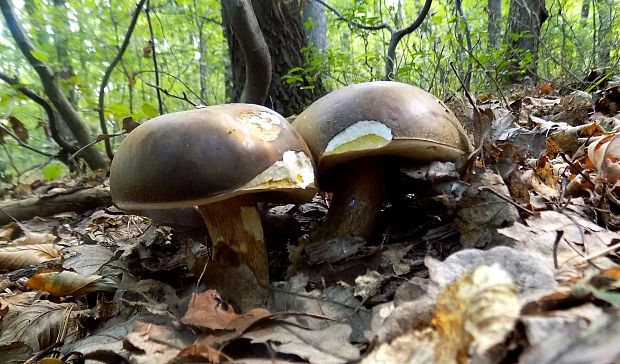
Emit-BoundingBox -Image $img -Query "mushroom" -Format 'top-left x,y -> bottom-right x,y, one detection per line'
292,81 -> 473,240
109,104 -> 316,284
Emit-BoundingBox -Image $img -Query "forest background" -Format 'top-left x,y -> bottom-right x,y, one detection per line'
0,0 -> 615,181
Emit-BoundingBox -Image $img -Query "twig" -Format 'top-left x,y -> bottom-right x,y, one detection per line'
144,82 -> 197,107
311,0 -> 392,31
0,72 -> 77,153
145,1 -> 163,115
477,186 -> 536,215
552,230 -> 564,269
385,0 -> 432,80
136,70 -> 206,105
580,238 -> 620,263
0,123 -> 54,157
98,0 -> 148,161
69,132 -> 126,161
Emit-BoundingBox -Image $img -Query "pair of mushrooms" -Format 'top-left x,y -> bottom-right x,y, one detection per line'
109,81 -> 473,285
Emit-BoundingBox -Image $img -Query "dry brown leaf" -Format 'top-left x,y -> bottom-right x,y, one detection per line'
63,244 -> 114,276
0,300 -> 82,351
10,231 -> 57,246
531,155 -> 561,201
0,292 -> 37,321
0,244 -> 61,271
455,171 -> 519,248
362,265 -> 520,364
590,134 -> 620,185
434,264 -> 520,362
124,321 -> 195,364
7,116 -> 28,143
181,290 -> 237,330
181,290 -> 270,332
498,210 -> 617,275
26,271 -> 118,296
0,223 -> 18,241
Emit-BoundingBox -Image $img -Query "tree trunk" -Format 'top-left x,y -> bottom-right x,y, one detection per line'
302,0 -> 326,52
487,0 -> 501,48
596,0 -> 612,66
222,0 -> 325,116
52,0 -> 77,106
0,0 -> 108,171
581,0 -> 589,22
222,0 -> 271,105
504,0 -> 548,83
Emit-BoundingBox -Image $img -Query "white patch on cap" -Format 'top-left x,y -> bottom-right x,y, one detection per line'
243,150 -> 315,190
239,111 -> 282,141
325,120 -> 393,153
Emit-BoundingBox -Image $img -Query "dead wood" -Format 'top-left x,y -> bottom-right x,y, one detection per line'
0,186 -> 112,226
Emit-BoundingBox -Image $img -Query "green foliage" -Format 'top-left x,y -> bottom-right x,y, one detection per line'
29,50 -> 49,62
42,162 -> 67,181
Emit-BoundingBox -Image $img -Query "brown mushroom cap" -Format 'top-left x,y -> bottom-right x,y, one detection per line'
292,81 -> 473,187
110,104 -> 316,210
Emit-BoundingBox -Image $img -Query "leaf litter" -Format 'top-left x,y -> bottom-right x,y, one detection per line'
0,85 -> 620,363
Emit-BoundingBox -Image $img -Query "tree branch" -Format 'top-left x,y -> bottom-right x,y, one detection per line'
311,0 -> 392,32
97,0 -> 148,160
0,0 -> 107,170
145,82 -> 197,107
0,72 -> 78,153
386,0 -> 433,80
221,0 -> 271,104
0,123 -> 54,157
145,1 -> 164,114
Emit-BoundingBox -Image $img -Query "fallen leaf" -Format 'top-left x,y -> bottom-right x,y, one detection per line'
0,301 -> 83,351
245,322 -> 361,364
10,231 -> 57,246
63,244 -> 115,276
0,244 -> 61,271
26,271 -> 118,296
181,290 -> 241,330
456,171 -> 519,248
498,210 -> 618,274
124,321 -> 194,364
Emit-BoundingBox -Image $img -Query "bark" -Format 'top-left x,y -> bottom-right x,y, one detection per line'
581,0 -> 589,21
0,186 -> 111,226
487,0 -> 501,47
52,0 -> 77,106
596,0 -> 612,66
455,0 -> 473,90
504,0 -> 548,83
193,0 -> 208,102
223,0 -> 325,116
302,0 -> 326,51
221,0 -> 271,104
0,0 -> 108,171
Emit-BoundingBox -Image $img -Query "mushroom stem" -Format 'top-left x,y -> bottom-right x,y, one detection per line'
313,159 -> 386,241
197,196 -> 269,285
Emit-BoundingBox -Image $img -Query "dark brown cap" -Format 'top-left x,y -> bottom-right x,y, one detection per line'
292,81 -> 473,182
110,104 -> 316,210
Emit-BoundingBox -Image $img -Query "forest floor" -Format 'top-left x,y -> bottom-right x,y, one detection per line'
0,81 -> 619,363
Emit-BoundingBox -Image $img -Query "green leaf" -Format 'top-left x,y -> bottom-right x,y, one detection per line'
107,103 -> 130,118
141,103 -> 158,118
42,163 -> 66,181
30,50 -> 49,62
590,287 -> 620,307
